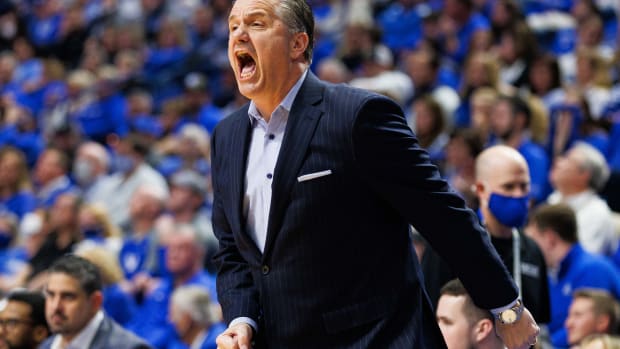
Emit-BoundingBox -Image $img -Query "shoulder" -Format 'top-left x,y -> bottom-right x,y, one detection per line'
100,317 -> 152,348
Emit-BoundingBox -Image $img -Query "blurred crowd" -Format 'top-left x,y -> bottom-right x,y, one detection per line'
0,0 -> 619,348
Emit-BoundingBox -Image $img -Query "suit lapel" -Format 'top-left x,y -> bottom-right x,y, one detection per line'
227,109 -> 262,258
263,73 -> 325,259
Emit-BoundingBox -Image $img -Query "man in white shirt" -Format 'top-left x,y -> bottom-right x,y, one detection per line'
548,142 -> 617,256
39,254 -> 151,349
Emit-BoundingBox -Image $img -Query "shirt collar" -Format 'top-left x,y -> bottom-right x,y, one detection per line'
248,69 -> 308,122
51,310 -> 104,349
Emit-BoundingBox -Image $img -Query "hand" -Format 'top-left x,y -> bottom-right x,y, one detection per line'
216,323 -> 253,349
495,307 -> 540,349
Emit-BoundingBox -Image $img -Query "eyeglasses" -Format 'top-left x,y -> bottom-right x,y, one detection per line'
0,318 -> 33,330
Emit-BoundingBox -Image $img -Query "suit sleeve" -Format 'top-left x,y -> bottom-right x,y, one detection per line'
350,95 -> 518,310
210,126 -> 261,325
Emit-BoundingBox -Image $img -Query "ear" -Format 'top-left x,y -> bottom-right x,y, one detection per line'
90,290 -> 104,310
595,314 -> 611,333
290,32 -> 309,60
473,318 -> 495,343
32,325 -> 49,343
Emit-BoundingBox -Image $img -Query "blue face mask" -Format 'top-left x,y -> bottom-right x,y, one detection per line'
488,192 -> 529,228
0,231 -> 12,249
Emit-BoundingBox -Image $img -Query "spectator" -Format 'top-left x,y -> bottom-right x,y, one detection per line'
75,245 -> 137,327
75,203 -> 122,255
421,145 -> 551,326
495,22 -> 539,88
0,146 -> 36,219
118,184 -> 168,285
525,203 -> 620,347
94,133 -> 168,229
489,94 -> 551,203
547,142 -> 617,256
0,289 -> 50,349
27,192 -> 81,288
178,72 -> 223,135
565,289 -> 620,348
40,254 -> 152,349
443,128 -> 484,209
407,94 -> 449,166
315,57 -> 351,84
127,224 -> 217,349
525,53 -> 566,111
403,48 -> 461,122
168,285 -> 225,349
469,87 -> 498,145
439,0 -> 491,65
72,141 -> 111,203
580,334 -> 620,349
32,147 -> 77,208
436,279 -> 506,349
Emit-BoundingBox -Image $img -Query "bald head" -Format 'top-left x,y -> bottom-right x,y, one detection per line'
475,145 -> 528,182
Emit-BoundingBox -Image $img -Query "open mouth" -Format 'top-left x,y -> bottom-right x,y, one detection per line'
236,52 -> 256,80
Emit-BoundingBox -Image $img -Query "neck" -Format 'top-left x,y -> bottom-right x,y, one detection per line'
558,186 -> 587,197
550,242 -> 573,270
131,219 -> 154,236
173,267 -> 199,288
482,208 -> 513,238
172,210 -> 195,223
254,63 -> 307,122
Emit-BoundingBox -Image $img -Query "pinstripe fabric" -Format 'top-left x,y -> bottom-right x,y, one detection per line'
211,73 -> 518,348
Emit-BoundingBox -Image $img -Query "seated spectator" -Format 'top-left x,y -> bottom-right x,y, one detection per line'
76,245 -> 137,327
32,147 -> 77,208
439,0 -> 491,66
27,192 -> 81,289
76,203 -> 123,255
375,0 -> 424,55
163,170 -> 216,271
0,289 -> 50,349
407,94 -> 449,166
565,289 -> 620,348
40,254 -> 152,349
525,203 -> 620,347
436,279 -> 506,349
489,94 -> 551,203
118,184 -> 168,290
178,72 -> 224,135
168,285 -> 225,349
93,133 -> 168,229
525,53 -> 566,111
495,21 -> 539,89
72,141 -> 111,203
469,87 -> 498,145
0,103 -> 44,168
0,146 -> 36,219
548,142 -> 617,256
127,224 -> 217,349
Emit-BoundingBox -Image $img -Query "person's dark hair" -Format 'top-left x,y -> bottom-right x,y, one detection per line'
48,254 -> 103,295
497,94 -> 531,128
449,128 -> 484,158
530,54 -> 562,92
528,203 -> 578,243
6,289 -> 49,331
276,0 -> 314,62
440,279 -> 493,324
123,133 -> 150,157
414,94 -> 445,148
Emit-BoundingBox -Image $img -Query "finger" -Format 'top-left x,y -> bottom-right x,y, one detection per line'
216,333 -> 237,349
237,332 -> 251,349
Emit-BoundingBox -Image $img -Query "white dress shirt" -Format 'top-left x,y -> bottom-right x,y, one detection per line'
51,310 -> 104,349
243,70 -> 308,253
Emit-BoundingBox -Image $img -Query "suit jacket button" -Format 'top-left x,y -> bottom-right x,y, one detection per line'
262,265 -> 270,275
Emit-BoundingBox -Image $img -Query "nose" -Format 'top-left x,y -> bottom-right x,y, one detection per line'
230,24 -> 249,43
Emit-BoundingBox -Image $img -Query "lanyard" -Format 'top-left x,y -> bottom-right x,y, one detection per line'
512,228 -> 522,300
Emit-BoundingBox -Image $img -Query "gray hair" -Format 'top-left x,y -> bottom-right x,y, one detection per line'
275,0 -> 315,62
572,142 -> 610,191
171,285 -> 215,326
79,141 -> 110,171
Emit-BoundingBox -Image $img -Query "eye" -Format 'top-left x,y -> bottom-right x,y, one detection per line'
251,21 -> 263,27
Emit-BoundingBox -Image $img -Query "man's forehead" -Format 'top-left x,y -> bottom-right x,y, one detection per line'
230,0 -> 278,19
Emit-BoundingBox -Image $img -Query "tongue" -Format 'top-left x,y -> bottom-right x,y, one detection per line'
241,61 -> 256,76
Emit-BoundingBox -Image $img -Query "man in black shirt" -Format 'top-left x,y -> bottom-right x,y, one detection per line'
422,145 -> 550,325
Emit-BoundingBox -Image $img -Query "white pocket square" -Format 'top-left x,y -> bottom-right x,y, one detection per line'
297,170 -> 332,182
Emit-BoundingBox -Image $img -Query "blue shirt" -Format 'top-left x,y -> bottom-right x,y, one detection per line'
0,191 -> 37,219
518,139 -> 551,203
103,283 -> 136,326
549,244 -> 620,348
168,322 -> 226,349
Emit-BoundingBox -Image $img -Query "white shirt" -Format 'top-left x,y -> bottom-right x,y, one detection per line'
548,189 -> 618,255
51,310 -> 104,349
243,70 -> 308,253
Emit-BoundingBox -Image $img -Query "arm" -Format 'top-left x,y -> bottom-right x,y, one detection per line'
351,96 -> 538,348
210,126 -> 259,348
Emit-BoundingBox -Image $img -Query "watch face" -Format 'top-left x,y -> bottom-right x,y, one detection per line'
501,310 -> 517,323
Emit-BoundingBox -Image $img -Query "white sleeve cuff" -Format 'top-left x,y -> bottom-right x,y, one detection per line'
490,298 -> 520,316
230,317 -> 258,332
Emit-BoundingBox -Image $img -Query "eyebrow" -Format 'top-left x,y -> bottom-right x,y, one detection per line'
229,9 -> 269,22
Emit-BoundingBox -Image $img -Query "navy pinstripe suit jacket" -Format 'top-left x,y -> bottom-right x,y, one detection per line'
211,72 -> 518,348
